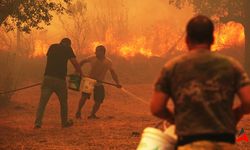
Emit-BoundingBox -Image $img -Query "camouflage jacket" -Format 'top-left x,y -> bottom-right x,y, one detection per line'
155,49 -> 250,136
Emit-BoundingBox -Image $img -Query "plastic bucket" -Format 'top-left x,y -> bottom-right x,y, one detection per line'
68,74 -> 81,91
137,127 -> 177,150
164,125 -> 177,142
80,77 -> 97,94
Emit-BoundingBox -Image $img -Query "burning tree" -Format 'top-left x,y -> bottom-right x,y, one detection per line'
168,0 -> 250,74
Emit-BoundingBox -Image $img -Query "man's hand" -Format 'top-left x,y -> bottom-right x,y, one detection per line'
151,91 -> 174,123
110,68 -> 121,89
70,58 -> 83,76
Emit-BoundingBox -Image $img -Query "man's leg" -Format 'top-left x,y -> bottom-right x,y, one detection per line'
89,102 -> 101,119
54,81 -> 71,127
34,86 -> 53,128
75,93 -> 90,119
89,85 -> 105,119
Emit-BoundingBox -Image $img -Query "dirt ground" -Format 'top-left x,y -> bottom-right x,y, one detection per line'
0,84 -> 250,150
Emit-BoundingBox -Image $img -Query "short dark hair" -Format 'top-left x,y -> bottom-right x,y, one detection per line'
60,38 -> 71,46
186,15 -> 214,45
96,45 -> 106,54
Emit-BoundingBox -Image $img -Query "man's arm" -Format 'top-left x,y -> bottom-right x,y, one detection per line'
70,58 -> 83,77
79,58 -> 91,67
110,68 -> 121,88
230,59 -> 250,124
234,85 -> 250,124
150,91 -> 174,124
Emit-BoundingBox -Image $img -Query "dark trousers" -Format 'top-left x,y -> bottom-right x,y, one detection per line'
35,76 -> 68,126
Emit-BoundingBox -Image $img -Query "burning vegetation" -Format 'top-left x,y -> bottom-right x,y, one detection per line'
30,21 -> 244,58
0,0 -> 246,93
0,0 -> 245,59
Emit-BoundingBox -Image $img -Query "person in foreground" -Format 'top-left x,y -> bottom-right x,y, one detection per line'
150,15 -> 250,150
75,45 -> 122,119
34,38 -> 82,129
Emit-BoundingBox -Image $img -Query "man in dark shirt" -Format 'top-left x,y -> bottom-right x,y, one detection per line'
34,38 -> 82,128
151,15 -> 250,149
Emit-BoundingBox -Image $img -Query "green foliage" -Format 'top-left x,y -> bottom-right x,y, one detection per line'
168,0 -> 245,23
0,0 -> 71,33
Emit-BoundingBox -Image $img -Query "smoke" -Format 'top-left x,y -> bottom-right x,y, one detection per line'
36,0 -> 194,57
125,0 -> 193,30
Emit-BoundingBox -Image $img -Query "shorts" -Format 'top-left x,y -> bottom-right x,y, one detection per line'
82,85 -> 105,104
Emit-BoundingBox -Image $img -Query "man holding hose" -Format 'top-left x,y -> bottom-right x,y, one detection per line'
151,15 -> 250,149
76,45 -> 122,119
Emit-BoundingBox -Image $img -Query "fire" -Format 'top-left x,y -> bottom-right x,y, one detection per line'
88,22 -> 244,58
113,37 -> 153,57
91,37 -> 155,58
90,24 -> 185,58
30,40 -> 48,58
30,21 -> 245,58
212,21 -> 245,51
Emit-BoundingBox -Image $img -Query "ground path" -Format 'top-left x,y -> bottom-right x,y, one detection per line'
0,84 -> 249,149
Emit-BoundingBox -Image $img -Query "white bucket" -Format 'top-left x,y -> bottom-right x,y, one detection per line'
137,126 -> 177,150
80,77 -> 97,94
164,125 -> 177,141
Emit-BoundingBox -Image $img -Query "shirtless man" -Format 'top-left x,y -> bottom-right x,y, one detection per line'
76,45 -> 122,119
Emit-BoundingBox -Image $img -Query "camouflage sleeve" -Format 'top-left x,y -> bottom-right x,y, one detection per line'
233,60 -> 250,91
155,66 -> 171,95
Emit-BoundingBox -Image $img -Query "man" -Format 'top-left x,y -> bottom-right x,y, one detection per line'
34,38 -> 82,128
76,45 -> 121,119
151,15 -> 250,149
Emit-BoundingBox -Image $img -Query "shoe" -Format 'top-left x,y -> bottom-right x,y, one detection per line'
88,115 -> 100,119
34,125 -> 41,129
62,119 -> 73,128
75,112 -> 81,119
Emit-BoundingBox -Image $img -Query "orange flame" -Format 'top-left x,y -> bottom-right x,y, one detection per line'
212,21 -> 245,51
30,21 -> 245,58
30,40 -> 48,58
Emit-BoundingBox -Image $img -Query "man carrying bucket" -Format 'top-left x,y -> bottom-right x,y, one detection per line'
75,45 -> 122,119
151,15 -> 250,149
34,38 -> 82,129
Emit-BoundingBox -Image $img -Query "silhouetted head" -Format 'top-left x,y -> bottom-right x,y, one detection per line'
60,38 -> 71,47
186,15 -> 214,50
95,45 -> 106,59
